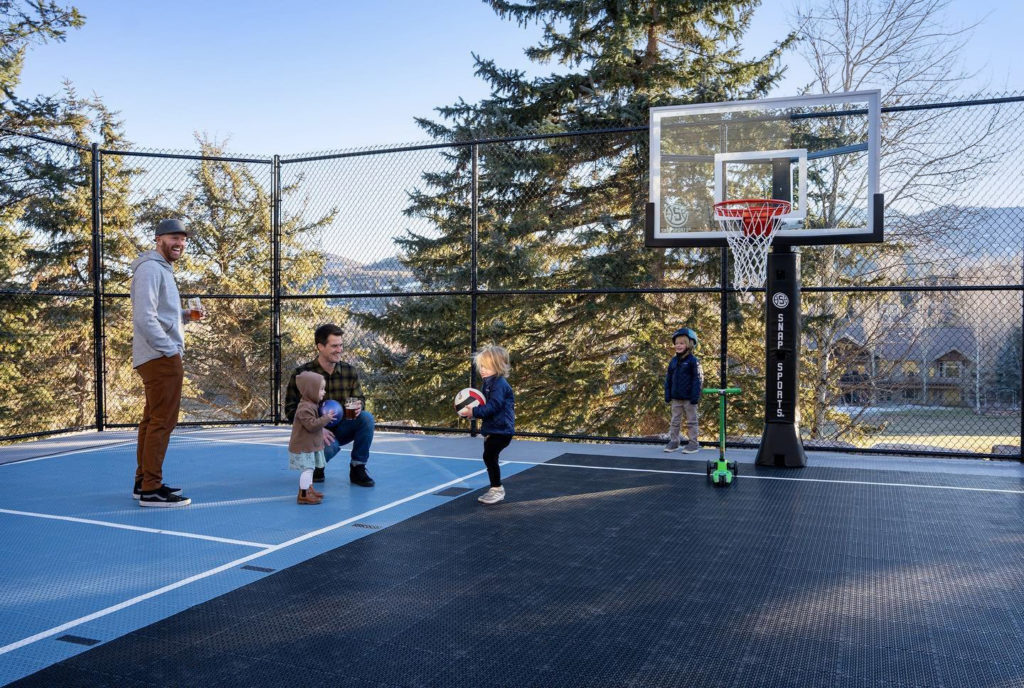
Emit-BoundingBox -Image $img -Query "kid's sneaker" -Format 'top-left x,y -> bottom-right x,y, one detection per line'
663,442 -> 680,452
681,442 -> 700,454
478,486 -> 505,505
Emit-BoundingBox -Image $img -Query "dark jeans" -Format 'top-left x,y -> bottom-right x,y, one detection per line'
135,354 -> 184,491
323,410 -> 375,466
483,434 -> 512,488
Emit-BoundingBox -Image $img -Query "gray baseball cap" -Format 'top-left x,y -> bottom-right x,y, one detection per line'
155,218 -> 189,237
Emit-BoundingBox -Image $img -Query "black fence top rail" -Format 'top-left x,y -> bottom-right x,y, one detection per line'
0,126 -> 88,150
5,94 -> 1023,162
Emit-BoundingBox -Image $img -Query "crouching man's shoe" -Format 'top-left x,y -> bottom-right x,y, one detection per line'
349,464 -> 375,487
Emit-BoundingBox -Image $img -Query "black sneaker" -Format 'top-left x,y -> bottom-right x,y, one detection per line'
133,480 -> 183,500
139,485 -> 191,508
312,467 -> 325,483
350,464 -> 375,487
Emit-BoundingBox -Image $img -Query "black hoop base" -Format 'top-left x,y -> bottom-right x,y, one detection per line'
755,421 -> 807,467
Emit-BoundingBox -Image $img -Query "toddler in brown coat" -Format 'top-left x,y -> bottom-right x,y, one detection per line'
288,371 -> 336,504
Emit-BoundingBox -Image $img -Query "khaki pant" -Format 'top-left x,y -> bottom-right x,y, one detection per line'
135,354 -> 184,491
668,399 -> 698,446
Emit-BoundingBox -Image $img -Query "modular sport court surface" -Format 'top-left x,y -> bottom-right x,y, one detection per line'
1,427 -> 1022,687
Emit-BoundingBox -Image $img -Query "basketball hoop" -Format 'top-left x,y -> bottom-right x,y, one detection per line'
713,199 -> 792,294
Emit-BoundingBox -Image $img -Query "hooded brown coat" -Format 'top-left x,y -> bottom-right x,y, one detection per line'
288,371 -> 333,454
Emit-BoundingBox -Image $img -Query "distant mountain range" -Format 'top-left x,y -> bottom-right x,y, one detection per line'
889,205 -> 1023,257
321,254 -> 415,294
314,205 -> 1021,294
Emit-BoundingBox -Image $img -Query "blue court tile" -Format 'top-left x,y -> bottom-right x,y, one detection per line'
0,611 -> 50,648
0,633 -> 100,687
0,513 -> 257,645
0,446 -> 497,547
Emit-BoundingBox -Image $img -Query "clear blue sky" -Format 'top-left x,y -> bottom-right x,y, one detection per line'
15,0 -> 1023,155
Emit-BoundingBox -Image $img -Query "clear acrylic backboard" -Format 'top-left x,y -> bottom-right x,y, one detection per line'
646,90 -> 883,248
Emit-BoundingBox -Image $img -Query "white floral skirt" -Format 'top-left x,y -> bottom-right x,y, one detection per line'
288,449 -> 326,471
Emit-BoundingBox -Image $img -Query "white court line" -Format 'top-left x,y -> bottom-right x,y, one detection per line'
310,451 -> 1024,495
372,449 -> 481,462
514,459 -> 1024,495
0,467 -> 488,657
174,435 -> 284,448
0,439 -> 137,465
0,508 -> 272,548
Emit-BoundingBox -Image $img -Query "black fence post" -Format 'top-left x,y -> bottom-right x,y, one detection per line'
90,143 -> 105,432
470,143 -> 479,437
272,154 -> 282,423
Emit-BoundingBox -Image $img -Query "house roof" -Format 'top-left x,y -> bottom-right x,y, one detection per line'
835,325 -> 977,362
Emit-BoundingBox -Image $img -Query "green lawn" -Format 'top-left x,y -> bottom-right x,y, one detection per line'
835,407 -> 1020,454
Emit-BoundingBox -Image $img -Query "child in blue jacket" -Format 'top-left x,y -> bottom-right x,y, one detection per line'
664,327 -> 703,453
457,345 -> 515,505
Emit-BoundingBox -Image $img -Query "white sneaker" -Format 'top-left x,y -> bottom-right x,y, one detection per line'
478,486 -> 505,505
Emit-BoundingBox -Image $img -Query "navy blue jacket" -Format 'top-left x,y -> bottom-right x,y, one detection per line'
665,352 -> 703,404
472,375 -> 515,435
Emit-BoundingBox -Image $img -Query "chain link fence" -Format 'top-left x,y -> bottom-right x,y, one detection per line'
1,96 -> 1021,458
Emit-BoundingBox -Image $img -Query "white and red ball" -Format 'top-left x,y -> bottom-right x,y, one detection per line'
454,387 -> 486,414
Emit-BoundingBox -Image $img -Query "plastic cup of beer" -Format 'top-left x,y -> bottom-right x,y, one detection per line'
344,397 -> 360,420
188,297 -> 203,322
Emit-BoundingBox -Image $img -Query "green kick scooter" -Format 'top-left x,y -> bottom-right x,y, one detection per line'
703,387 -> 741,486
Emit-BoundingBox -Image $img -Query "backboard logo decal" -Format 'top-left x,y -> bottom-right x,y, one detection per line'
664,202 -> 689,229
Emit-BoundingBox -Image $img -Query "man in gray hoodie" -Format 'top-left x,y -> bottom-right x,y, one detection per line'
130,219 -> 196,507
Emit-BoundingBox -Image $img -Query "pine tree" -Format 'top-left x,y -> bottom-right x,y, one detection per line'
0,2 -> 96,436
359,0 -> 791,436
8,92 -> 140,433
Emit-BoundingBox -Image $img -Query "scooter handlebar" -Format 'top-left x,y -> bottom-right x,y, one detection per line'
702,387 -> 741,395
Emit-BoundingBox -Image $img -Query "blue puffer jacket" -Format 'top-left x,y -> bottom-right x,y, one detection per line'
665,353 -> 703,404
472,375 -> 515,435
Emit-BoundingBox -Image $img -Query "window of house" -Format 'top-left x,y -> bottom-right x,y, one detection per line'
940,361 -> 962,377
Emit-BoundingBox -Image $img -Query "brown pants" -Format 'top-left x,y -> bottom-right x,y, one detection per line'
135,354 -> 184,491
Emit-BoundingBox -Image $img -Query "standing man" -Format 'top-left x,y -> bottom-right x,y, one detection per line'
130,218 -> 196,507
285,323 -> 376,487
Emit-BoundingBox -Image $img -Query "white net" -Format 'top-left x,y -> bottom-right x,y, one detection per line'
714,200 -> 791,294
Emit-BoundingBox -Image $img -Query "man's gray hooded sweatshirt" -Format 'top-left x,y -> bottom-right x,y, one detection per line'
131,250 -> 185,368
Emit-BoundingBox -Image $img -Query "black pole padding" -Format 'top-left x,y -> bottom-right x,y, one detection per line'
755,248 -> 807,467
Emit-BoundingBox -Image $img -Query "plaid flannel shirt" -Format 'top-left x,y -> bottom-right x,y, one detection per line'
284,359 -> 365,423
